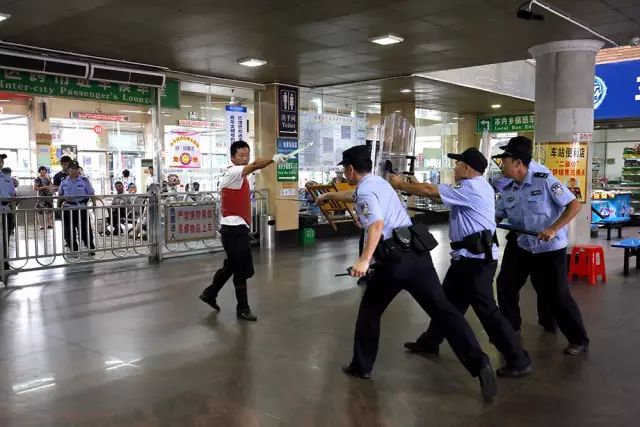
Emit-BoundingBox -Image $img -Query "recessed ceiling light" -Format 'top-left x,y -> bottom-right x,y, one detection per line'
180,105 -> 193,108
0,13 -> 11,23
394,110 -> 402,113
491,104 -> 502,109
238,58 -> 267,67
369,34 -> 404,45
400,88 -> 412,93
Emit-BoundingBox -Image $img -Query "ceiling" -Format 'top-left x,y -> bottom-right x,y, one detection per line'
314,76 -> 535,115
0,0 -> 638,88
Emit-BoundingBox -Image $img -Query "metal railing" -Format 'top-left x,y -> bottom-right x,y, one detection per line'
0,189 -> 269,286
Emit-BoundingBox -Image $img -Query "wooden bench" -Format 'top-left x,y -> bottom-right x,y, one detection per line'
612,237 -> 640,276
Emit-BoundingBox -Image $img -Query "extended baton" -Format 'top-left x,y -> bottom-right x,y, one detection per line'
496,223 -> 539,237
335,267 -> 373,277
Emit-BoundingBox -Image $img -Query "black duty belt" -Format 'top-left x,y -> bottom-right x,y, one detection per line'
374,223 -> 438,264
450,230 -> 498,261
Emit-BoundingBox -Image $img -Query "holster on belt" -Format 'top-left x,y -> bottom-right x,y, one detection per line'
374,223 -> 439,264
450,229 -> 497,261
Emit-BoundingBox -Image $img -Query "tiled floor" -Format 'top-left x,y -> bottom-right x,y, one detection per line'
1,226 -> 639,426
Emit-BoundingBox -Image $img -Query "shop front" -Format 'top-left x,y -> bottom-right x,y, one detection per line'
592,58 -> 640,225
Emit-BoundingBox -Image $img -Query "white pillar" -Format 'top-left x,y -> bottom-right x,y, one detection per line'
529,40 -> 604,248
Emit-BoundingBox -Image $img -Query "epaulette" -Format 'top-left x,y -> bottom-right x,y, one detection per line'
533,172 -> 549,179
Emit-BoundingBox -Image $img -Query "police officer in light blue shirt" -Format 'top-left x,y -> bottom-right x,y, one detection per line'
58,161 -> 96,254
493,139 -> 589,356
0,153 -> 16,271
320,145 -> 496,400
391,148 -> 532,378
494,137 -> 556,333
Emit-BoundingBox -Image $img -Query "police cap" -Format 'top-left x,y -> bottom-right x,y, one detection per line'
447,147 -> 488,174
337,145 -> 371,166
492,136 -> 532,164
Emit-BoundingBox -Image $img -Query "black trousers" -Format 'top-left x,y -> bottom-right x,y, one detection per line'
1,213 -> 9,270
416,258 -> 530,369
350,251 -> 489,376
497,233 -> 555,331
203,224 -> 255,312
62,209 -> 95,252
497,246 -> 589,345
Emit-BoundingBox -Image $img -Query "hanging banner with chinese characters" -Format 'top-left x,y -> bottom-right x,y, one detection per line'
476,114 -> 535,134
276,138 -> 299,182
0,69 -> 180,108
225,105 -> 248,144
166,129 -> 202,169
538,141 -> 588,203
278,85 -> 299,138
165,204 -> 216,242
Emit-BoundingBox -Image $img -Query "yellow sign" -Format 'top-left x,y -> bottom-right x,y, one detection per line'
538,142 -> 588,203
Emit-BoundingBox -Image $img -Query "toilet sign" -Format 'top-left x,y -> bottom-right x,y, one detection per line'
278,85 -> 298,138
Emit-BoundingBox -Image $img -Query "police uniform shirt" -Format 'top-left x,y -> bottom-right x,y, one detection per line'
438,176 -> 499,260
59,176 -> 95,206
354,174 -> 411,240
0,172 -> 16,213
496,167 -> 575,254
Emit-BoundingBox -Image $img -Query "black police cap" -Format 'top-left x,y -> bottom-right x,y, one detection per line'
337,145 -> 371,166
447,147 -> 488,174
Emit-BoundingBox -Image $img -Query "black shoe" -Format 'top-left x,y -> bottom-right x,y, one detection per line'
496,363 -> 533,378
237,309 -> 257,322
88,251 -> 96,256
564,343 -> 589,355
404,341 -> 439,355
199,294 -> 220,312
478,362 -> 498,401
342,364 -> 370,379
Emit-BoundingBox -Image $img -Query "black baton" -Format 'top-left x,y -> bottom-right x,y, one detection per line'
496,223 -> 538,237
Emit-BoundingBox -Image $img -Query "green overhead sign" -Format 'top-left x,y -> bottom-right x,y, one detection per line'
0,69 -> 180,108
476,114 -> 535,134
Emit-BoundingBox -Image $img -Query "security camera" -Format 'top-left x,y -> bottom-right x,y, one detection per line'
517,0 -> 545,21
630,37 -> 640,47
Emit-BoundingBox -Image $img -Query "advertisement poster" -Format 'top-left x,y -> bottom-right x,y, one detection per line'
225,105 -> 248,144
538,141 -> 588,203
165,129 -> 202,169
165,204 -> 216,242
278,85 -> 298,138
36,144 -> 51,168
277,138 -> 298,182
51,145 -> 77,165
592,194 -> 632,221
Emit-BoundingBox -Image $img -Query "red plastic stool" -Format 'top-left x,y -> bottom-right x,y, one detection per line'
568,245 -> 607,285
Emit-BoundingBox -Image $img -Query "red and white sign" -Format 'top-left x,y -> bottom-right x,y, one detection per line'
178,119 -> 224,130
93,125 -> 104,135
165,205 -> 216,242
70,112 -> 130,122
167,132 -> 202,169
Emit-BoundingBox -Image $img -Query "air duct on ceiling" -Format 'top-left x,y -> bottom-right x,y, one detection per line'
0,49 -> 89,78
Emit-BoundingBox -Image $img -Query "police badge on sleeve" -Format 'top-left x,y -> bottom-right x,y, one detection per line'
550,183 -> 564,196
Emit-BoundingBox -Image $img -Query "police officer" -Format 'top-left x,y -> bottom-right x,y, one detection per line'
492,142 -> 589,355
0,154 -> 16,271
494,136 -> 556,334
59,161 -> 96,255
390,148 -> 532,377
320,145 -> 497,400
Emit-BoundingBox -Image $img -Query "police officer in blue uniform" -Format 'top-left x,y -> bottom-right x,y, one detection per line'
495,137 -> 556,334
0,153 -> 16,271
492,142 -> 589,355
391,148 -> 532,377
59,161 -> 96,254
325,145 -> 497,400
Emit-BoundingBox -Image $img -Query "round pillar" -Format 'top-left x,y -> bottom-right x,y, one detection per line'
529,40 -> 604,248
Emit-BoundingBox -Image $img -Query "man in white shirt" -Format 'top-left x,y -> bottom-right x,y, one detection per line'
145,166 -> 157,191
200,140 -> 287,321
